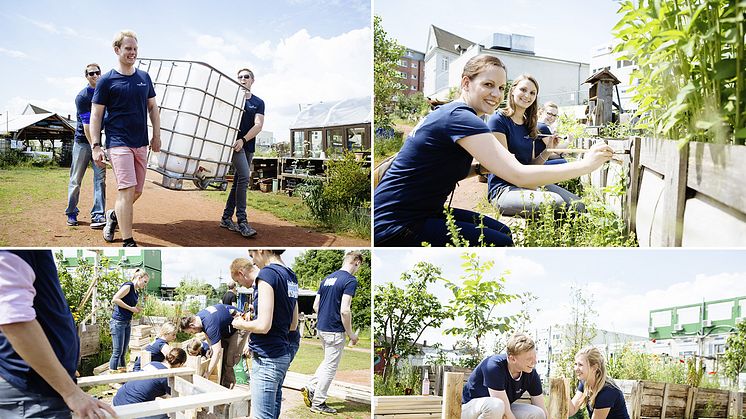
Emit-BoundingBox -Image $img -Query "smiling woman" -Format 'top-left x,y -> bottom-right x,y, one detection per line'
373,54 -> 614,247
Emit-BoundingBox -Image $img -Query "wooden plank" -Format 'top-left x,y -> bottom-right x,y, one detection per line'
687,142 -> 746,214
109,389 -> 250,419
728,390 -> 742,419
662,140 -> 688,246
442,372 -> 462,419
638,137 -> 672,175
684,386 -> 697,419
660,383 -> 670,419
548,378 -> 570,419
77,367 -> 195,387
283,371 -> 370,404
627,136 -> 642,234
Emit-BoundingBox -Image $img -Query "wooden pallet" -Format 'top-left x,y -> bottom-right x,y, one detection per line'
282,371 -> 371,404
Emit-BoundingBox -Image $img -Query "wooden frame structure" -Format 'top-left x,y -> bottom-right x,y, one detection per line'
77,367 -> 250,419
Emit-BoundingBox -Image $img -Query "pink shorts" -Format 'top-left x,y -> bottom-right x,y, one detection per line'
108,146 -> 148,193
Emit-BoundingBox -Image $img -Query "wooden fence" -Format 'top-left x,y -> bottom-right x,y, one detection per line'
579,137 -> 746,247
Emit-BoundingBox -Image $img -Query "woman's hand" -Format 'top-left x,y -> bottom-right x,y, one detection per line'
582,142 -> 613,170
542,134 -> 561,148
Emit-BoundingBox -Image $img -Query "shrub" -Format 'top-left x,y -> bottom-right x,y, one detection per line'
374,131 -> 404,164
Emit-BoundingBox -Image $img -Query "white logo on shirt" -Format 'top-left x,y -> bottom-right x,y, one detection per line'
206,306 -> 217,314
324,277 -> 338,287
287,280 -> 298,298
137,82 -> 147,87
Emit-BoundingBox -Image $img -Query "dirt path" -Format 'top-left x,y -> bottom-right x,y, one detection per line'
8,170 -> 368,247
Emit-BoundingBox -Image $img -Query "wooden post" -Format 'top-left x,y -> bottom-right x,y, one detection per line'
628,381 -> 643,419
548,378 -> 570,419
728,390 -> 743,419
626,136 -> 642,234
684,386 -> 698,419
660,383 -> 670,419
442,372 -> 463,419
662,140 -> 688,246
434,365 -> 444,397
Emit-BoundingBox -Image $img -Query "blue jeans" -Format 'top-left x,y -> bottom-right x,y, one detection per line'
65,141 -> 106,218
251,352 -> 291,419
0,377 -> 71,418
289,341 -> 300,361
109,318 -> 131,370
223,150 -> 253,223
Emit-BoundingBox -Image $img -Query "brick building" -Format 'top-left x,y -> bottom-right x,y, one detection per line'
397,48 -> 425,96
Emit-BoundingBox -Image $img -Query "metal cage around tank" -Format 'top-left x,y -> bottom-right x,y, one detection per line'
136,58 -> 245,190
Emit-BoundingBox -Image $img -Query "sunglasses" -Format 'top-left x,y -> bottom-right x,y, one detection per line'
546,112 -> 558,117
87,71 -> 101,77
238,74 -> 253,80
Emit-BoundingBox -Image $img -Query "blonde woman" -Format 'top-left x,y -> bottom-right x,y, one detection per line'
109,268 -> 149,372
569,347 -> 630,419
132,322 -> 177,371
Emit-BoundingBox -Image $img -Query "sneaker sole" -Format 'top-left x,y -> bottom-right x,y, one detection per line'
301,388 -> 313,408
90,223 -> 106,230
241,231 -> 258,238
310,408 -> 336,415
67,222 -> 78,226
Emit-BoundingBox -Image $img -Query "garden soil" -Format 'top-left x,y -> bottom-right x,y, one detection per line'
8,171 -> 367,247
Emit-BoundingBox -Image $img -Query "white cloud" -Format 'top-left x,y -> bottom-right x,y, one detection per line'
195,34 -> 241,55
0,47 -> 28,59
45,76 -> 87,97
2,96 -> 75,119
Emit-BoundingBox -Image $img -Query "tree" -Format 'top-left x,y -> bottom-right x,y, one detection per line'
174,276 -> 215,302
443,253 -> 521,368
552,285 -> 598,392
722,320 -> 746,386
395,92 -> 430,122
374,15 -> 405,130
374,262 -> 449,381
292,249 -> 371,331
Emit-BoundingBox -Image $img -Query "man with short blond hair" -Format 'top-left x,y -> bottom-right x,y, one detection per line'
65,63 -> 107,228
91,29 -> 160,247
461,333 -> 547,419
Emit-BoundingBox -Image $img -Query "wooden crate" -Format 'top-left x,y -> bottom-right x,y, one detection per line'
374,395 -> 442,418
78,323 -> 100,358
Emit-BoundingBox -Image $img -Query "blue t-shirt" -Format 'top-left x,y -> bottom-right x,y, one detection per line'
133,337 -> 168,371
113,362 -> 170,406
317,270 -> 357,333
249,264 -> 298,358
374,101 -> 492,243
578,381 -> 630,419
486,113 -> 547,200
112,282 -> 138,321
238,94 -> 265,153
92,68 -> 156,149
0,251 -> 80,398
197,304 -> 241,345
537,122 -> 552,135
75,86 -> 95,143
462,354 -> 543,405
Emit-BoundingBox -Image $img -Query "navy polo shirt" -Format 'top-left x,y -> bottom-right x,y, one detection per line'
0,250 -> 80,398
197,304 -> 240,345
74,86 -> 95,143
486,113 -> 547,200
374,101 -> 492,243
113,362 -> 170,405
92,68 -> 156,149
537,122 -> 552,135
249,264 -> 298,358
462,354 -> 543,405
316,270 -> 357,333
133,337 -> 168,371
578,381 -> 630,419
112,282 -> 138,321
238,94 -> 265,153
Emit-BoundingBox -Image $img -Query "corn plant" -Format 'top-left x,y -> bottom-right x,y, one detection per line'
613,0 -> 746,145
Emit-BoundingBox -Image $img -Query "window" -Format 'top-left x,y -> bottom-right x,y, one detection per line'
399,59 -> 408,67
410,86 -> 417,91
411,62 -> 418,68
347,127 -> 365,151
292,131 -> 305,157
441,56 -> 449,71
399,71 -> 407,79
326,128 -> 345,157
411,74 -> 417,80
406,50 -> 414,57
310,130 -> 323,158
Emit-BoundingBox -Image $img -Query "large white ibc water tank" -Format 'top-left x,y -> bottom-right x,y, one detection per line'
137,59 -> 245,179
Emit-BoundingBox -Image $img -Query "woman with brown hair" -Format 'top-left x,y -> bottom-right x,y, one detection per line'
374,54 -> 613,246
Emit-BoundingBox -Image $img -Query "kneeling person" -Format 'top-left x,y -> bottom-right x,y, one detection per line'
462,333 -> 547,419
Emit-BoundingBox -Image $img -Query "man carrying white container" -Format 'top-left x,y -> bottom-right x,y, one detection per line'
301,251 -> 362,415
219,68 -> 264,238
90,29 -> 161,247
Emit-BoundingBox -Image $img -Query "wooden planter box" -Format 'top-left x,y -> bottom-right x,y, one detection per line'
618,379 -> 746,419
578,137 -> 746,246
78,323 -> 100,358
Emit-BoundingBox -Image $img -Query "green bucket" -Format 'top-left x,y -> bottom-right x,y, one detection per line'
234,356 -> 249,384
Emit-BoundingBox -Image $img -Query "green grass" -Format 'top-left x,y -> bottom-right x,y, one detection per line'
0,167 -> 68,217
289,338 -> 371,375
286,398 -> 371,418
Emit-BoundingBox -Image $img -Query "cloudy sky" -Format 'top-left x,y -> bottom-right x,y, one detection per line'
57,247 -> 361,288
373,248 -> 746,349
0,0 -> 371,141
375,0 -> 622,63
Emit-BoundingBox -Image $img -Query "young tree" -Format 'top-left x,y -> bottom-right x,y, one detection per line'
552,285 -> 598,391
374,15 -> 405,130
722,320 -> 746,386
374,262 -> 449,381
442,253 -> 521,368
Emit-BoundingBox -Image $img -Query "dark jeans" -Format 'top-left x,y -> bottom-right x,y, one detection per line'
378,208 -> 513,247
0,377 -> 71,418
222,150 -> 253,223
